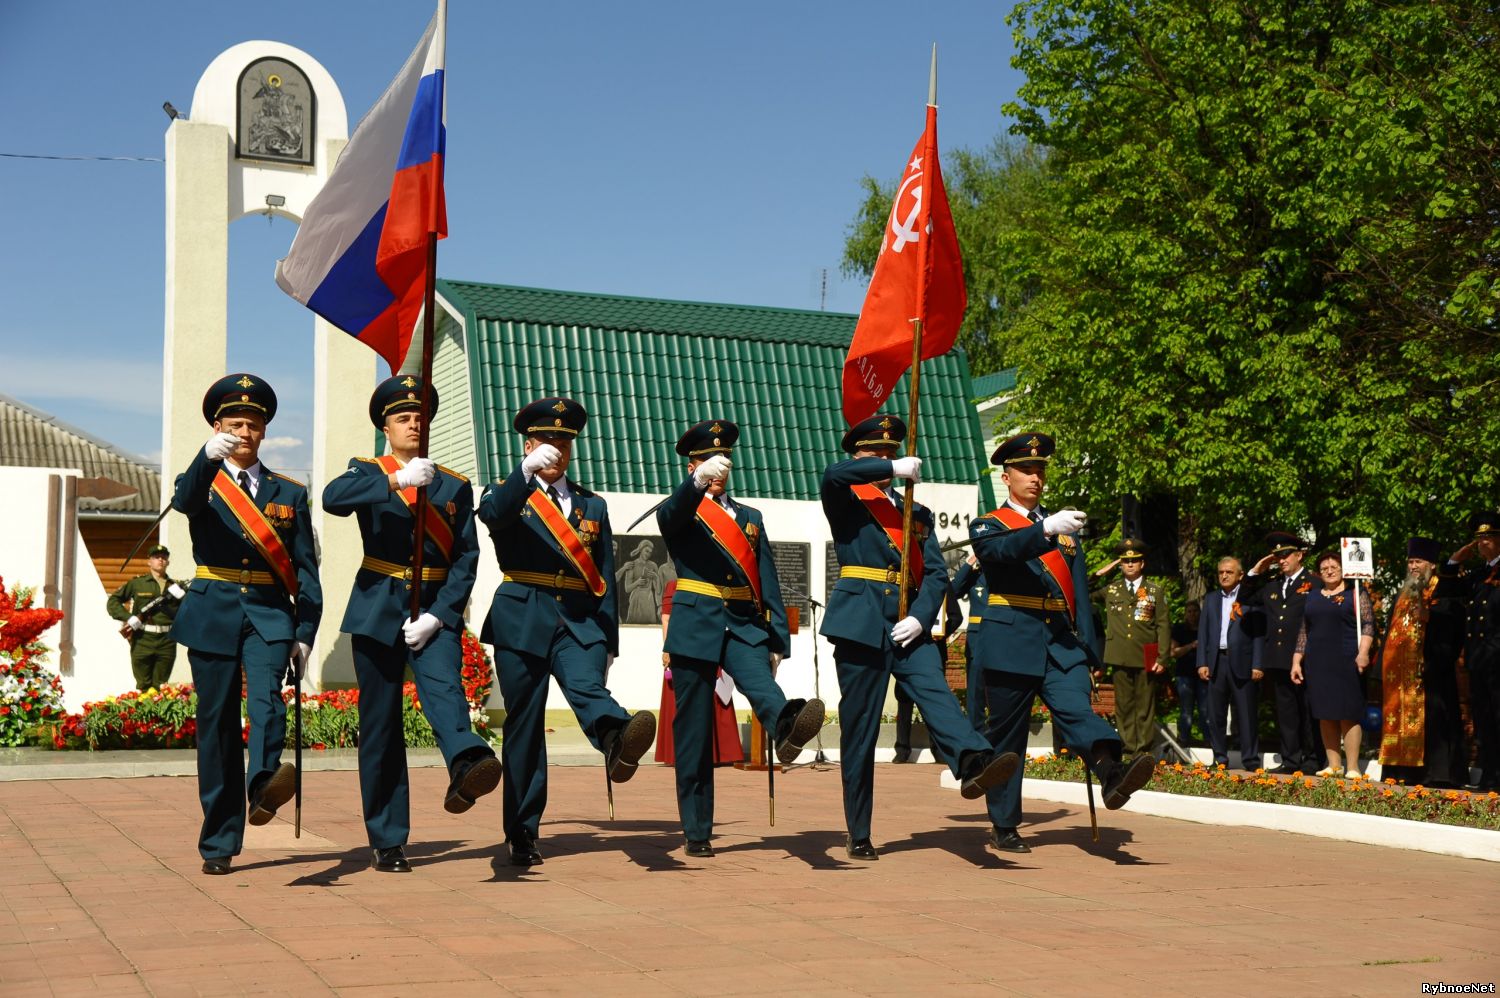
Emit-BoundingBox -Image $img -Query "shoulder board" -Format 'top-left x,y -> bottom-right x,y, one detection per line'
268,471 -> 306,487
571,483 -> 597,499
976,511 -> 1015,530
353,456 -> 381,466
436,463 -> 469,483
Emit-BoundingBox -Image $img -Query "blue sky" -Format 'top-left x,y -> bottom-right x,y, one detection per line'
0,1 -> 1024,479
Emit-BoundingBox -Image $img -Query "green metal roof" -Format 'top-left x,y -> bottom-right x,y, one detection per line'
971,368 -> 1018,401
438,279 -> 996,507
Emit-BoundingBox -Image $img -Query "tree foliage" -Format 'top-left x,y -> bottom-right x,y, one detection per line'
845,0 -> 1500,590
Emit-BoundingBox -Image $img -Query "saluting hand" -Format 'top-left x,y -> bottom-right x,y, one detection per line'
693,454 -> 732,488
521,443 -> 561,476
204,432 -> 240,462
889,456 -> 923,483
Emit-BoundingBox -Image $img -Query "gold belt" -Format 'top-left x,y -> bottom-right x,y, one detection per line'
967,616 -> 982,625
840,566 -> 904,584
507,569 -> 588,592
196,566 -> 278,586
988,593 -> 1070,612
360,556 -> 448,581
675,578 -> 755,602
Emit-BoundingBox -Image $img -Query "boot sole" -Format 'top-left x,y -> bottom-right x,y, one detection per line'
960,751 -> 1020,800
608,712 -> 657,783
1104,755 -> 1156,810
445,755 -> 502,814
248,763 -> 296,826
776,699 -> 826,764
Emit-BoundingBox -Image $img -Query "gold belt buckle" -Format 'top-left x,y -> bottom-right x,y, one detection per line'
238,569 -> 251,585
719,585 -> 732,599
555,570 -> 567,588
402,566 -> 414,581
885,569 -> 900,583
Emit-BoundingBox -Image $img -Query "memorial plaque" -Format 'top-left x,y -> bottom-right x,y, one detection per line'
770,541 -> 810,616
612,534 -> 674,626
824,541 -> 840,605
236,58 -> 315,165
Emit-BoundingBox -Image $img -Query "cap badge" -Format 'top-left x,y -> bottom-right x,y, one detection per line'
882,431 -> 891,440
554,418 -> 563,427
879,417 -> 893,429
552,400 -> 567,413
1027,436 -> 1040,447
710,422 -> 723,433
401,376 -> 417,388
240,394 -> 250,402
406,392 -> 416,401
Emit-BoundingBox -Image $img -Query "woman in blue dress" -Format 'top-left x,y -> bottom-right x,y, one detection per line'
1291,551 -> 1375,777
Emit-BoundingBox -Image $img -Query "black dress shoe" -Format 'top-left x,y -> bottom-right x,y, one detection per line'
845,836 -> 879,861
987,827 -> 1031,854
774,698 -> 826,764
1269,764 -> 1299,776
372,846 -> 412,873
959,750 -> 1020,800
892,749 -> 912,764
604,712 -> 657,783
508,834 -> 543,867
201,858 -> 232,876
248,762 -> 297,826
445,750 -> 502,814
1101,754 -> 1156,810
685,839 -> 714,858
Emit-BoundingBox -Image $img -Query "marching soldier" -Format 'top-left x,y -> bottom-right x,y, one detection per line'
169,374 -> 321,875
107,544 -> 186,690
969,433 -> 1153,854
1095,539 -> 1172,760
1438,511 -> 1500,791
477,397 -> 656,866
656,419 -> 825,857
322,376 -> 502,873
821,414 -> 1019,861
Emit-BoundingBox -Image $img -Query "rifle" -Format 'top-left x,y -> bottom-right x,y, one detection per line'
117,586 -> 183,640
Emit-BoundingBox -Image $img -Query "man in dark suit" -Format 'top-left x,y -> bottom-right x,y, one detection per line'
477,397 -> 655,866
321,376 -> 502,873
169,374 -> 321,875
969,433 -> 1153,855
1198,556 -> 1263,770
1438,512 -> 1500,790
656,419 -> 824,856
820,414 -> 1018,861
1243,531 -> 1320,774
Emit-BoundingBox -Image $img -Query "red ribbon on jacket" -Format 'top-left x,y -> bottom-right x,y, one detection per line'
525,488 -> 606,597
211,471 -> 298,596
851,484 -> 924,588
987,506 -> 1076,620
695,496 -> 762,606
374,455 -> 454,561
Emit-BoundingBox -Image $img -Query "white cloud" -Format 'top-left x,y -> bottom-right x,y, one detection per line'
259,436 -> 305,453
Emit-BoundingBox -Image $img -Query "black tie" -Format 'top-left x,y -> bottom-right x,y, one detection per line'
237,470 -> 253,497
546,484 -> 562,510
1030,510 -> 1042,525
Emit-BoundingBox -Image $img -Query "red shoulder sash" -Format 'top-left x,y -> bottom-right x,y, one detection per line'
850,484 -> 924,588
374,455 -> 455,562
211,471 -> 298,596
526,488 -> 607,596
696,496 -> 763,605
987,507 -> 1075,620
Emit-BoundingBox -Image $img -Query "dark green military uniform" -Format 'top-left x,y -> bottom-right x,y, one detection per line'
106,545 -> 183,690
1097,539 -> 1171,759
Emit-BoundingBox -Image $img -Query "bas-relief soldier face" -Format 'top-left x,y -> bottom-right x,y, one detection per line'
383,411 -> 423,455
687,457 -> 729,496
213,414 -> 266,464
525,435 -> 572,484
1002,462 -> 1046,507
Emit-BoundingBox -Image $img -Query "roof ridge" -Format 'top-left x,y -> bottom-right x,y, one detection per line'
439,278 -> 858,322
0,392 -> 160,470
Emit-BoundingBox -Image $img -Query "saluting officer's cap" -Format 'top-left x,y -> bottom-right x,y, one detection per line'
991,432 -> 1055,466
513,397 -> 587,438
841,414 -> 906,454
677,419 -> 738,458
1265,530 -> 1305,555
1469,511 -> 1500,539
1407,536 -> 1441,563
369,374 -> 439,428
1116,538 -> 1148,560
202,373 -> 277,424
147,544 -> 169,558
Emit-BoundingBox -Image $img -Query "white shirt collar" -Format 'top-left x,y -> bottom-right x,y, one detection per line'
223,458 -> 263,486
1006,499 -> 1039,519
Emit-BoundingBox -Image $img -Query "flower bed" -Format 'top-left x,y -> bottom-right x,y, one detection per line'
0,578 -> 67,747
1025,751 -> 1500,831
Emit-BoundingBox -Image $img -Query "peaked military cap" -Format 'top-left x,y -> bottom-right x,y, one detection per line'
369,374 -> 439,428
1469,511 -> 1500,539
513,397 -> 587,438
1265,530 -> 1305,555
147,544 -> 170,558
677,419 -> 738,458
202,373 -> 277,424
1116,538 -> 1148,560
841,414 -> 906,454
1406,536 -> 1441,563
991,431 -> 1054,466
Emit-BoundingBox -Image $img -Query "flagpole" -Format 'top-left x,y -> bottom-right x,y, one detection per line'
897,46 -> 938,621
410,234 -> 438,623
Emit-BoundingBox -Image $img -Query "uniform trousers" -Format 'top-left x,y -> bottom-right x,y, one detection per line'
353,630 -> 490,849
834,639 -> 991,842
1207,651 -> 1261,768
1110,665 -> 1157,758
187,621 -> 288,860
670,632 -> 787,841
980,665 -> 1120,831
494,628 -> 629,842
1267,668 -> 1320,768
131,633 -> 177,691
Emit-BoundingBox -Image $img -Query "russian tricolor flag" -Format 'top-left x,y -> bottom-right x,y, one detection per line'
275,0 -> 447,372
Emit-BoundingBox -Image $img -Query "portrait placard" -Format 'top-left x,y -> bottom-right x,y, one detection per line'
1340,536 -> 1373,579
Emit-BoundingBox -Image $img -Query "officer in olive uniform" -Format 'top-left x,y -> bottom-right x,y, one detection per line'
1243,530 -> 1321,774
821,414 -> 1019,861
1096,539 -> 1172,759
656,419 -> 825,856
969,433 -> 1153,855
107,544 -> 186,690
477,397 -> 656,866
322,376 -> 502,873
169,374 -> 321,875
1438,511 -> 1500,790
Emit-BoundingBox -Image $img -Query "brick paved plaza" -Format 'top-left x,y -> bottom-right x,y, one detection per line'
2,761 -> 1496,996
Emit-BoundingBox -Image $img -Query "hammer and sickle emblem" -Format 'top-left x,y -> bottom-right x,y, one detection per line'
887,172 -> 924,254
236,376 -> 255,388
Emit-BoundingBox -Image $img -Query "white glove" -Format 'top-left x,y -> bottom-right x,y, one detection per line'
288,641 -> 312,682
521,443 -> 561,476
891,616 -> 923,647
125,615 -> 142,632
394,457 -> 436,489
714,670 -> 736,706
1042,509 -> 1087,536
167,583 -> 186,599
401,612 -> 443,650
889,456 -> 923,483
693,454 -> 732,489
204,432 -> 240,462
